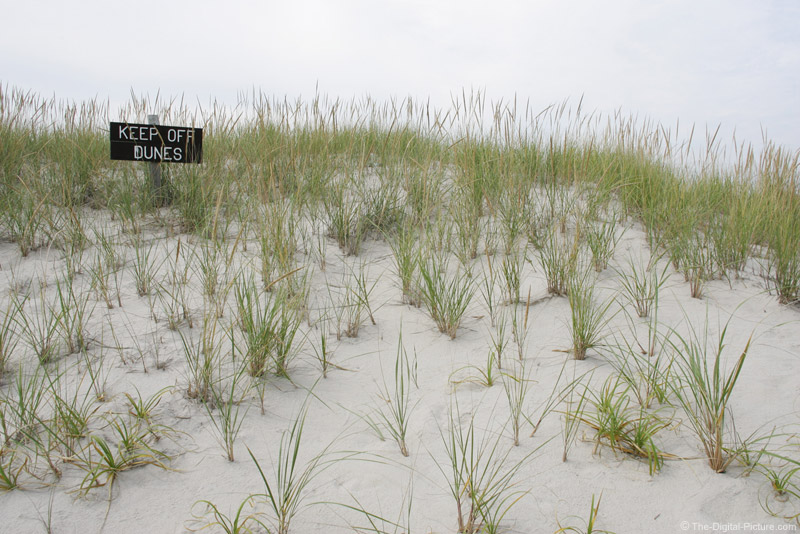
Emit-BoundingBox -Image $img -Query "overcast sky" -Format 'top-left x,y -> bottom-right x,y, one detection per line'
2,0 -> 798,151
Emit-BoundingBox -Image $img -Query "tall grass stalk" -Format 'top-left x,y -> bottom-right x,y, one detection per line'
53,275 -> 93,355
563,373 -> 592,462
130,235 -> 157,297
12,285 -> 63,365
0,300 -> 19,378
344,261 -> 379,337
205,356 -> 250,462
489,313 -> 509,370
158,239 -> 192,329
248,403 -> 330,534
502,361 -> 532,446
511,291 -> 532,361
88,228 -> 124,308
500,251 -> 524,305
479,253 -> 500,327
374,333 -> 416,457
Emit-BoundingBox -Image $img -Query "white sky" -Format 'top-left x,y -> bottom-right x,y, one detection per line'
2,0 -> 798,151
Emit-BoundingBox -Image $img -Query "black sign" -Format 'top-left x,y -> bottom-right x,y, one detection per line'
110,122 -> 203,163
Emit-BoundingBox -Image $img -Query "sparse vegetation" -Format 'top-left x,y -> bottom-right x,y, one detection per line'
0,85 -> 797,532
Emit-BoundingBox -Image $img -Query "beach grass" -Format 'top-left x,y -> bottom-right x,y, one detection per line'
0,85 -> 798,531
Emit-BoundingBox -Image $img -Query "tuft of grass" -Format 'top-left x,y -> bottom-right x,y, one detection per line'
766,211 -> 800,305
259,201 -> 297,290
615,257 -> 669,319
53,274 -> 93,355
0,300 -> 19,379
190,496 -> 268,534
125,386 -> 171,433
450,349 -> 500,389
500,251 -> 524,306
372,333 -> 417,457
452,190 -> 482,266
157,239 -> 193,330
324,180 -> 368,256
681,232 -> 716,299
418,255 -> 475,339
204,357 -> 250,462
502,361 -> 532,446
580,376 -> 671,475
179,315 -> 223,404
555,494 -> 615,534
248,402 -> 330,534
538,229 -> 579,297
668,315 -> 751,473
48,368 -> 99,457
342,261 -> 379,338
88,227 -> 125,309
604,325 -> 673,409
584,210 -> 622,273
436,401 -> 539,534
75,418 -> 171,497
12,284 -> 64,365
389,224 -> 422,307
567,272 -> 613,360
235,275 -> 302,379
4,186 -> 51,257
130,235 -> 158,297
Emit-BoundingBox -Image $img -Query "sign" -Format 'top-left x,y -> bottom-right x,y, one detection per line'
109,121 -> 203,163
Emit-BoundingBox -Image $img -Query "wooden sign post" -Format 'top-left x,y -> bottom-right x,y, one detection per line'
147,114 -> 164,203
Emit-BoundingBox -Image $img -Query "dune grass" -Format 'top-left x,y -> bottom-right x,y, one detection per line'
0,85 -> 798,530
668,315 -> 752,473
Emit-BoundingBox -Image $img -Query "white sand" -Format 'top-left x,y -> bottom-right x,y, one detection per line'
0,211 -> 798,534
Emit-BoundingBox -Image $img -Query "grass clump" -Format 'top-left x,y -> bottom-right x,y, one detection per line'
538,229 -> 580,297
418,255 -> 475,339
580,376 -> 672,475
615,258 -> 669,319
555,494 -> 615,534
235,274 -> 302,379
436,402 -> 538,534
668,315 -> 751,473
567,271 -> 613,360
372,333 -> 417,457
248,402 -> 332,534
